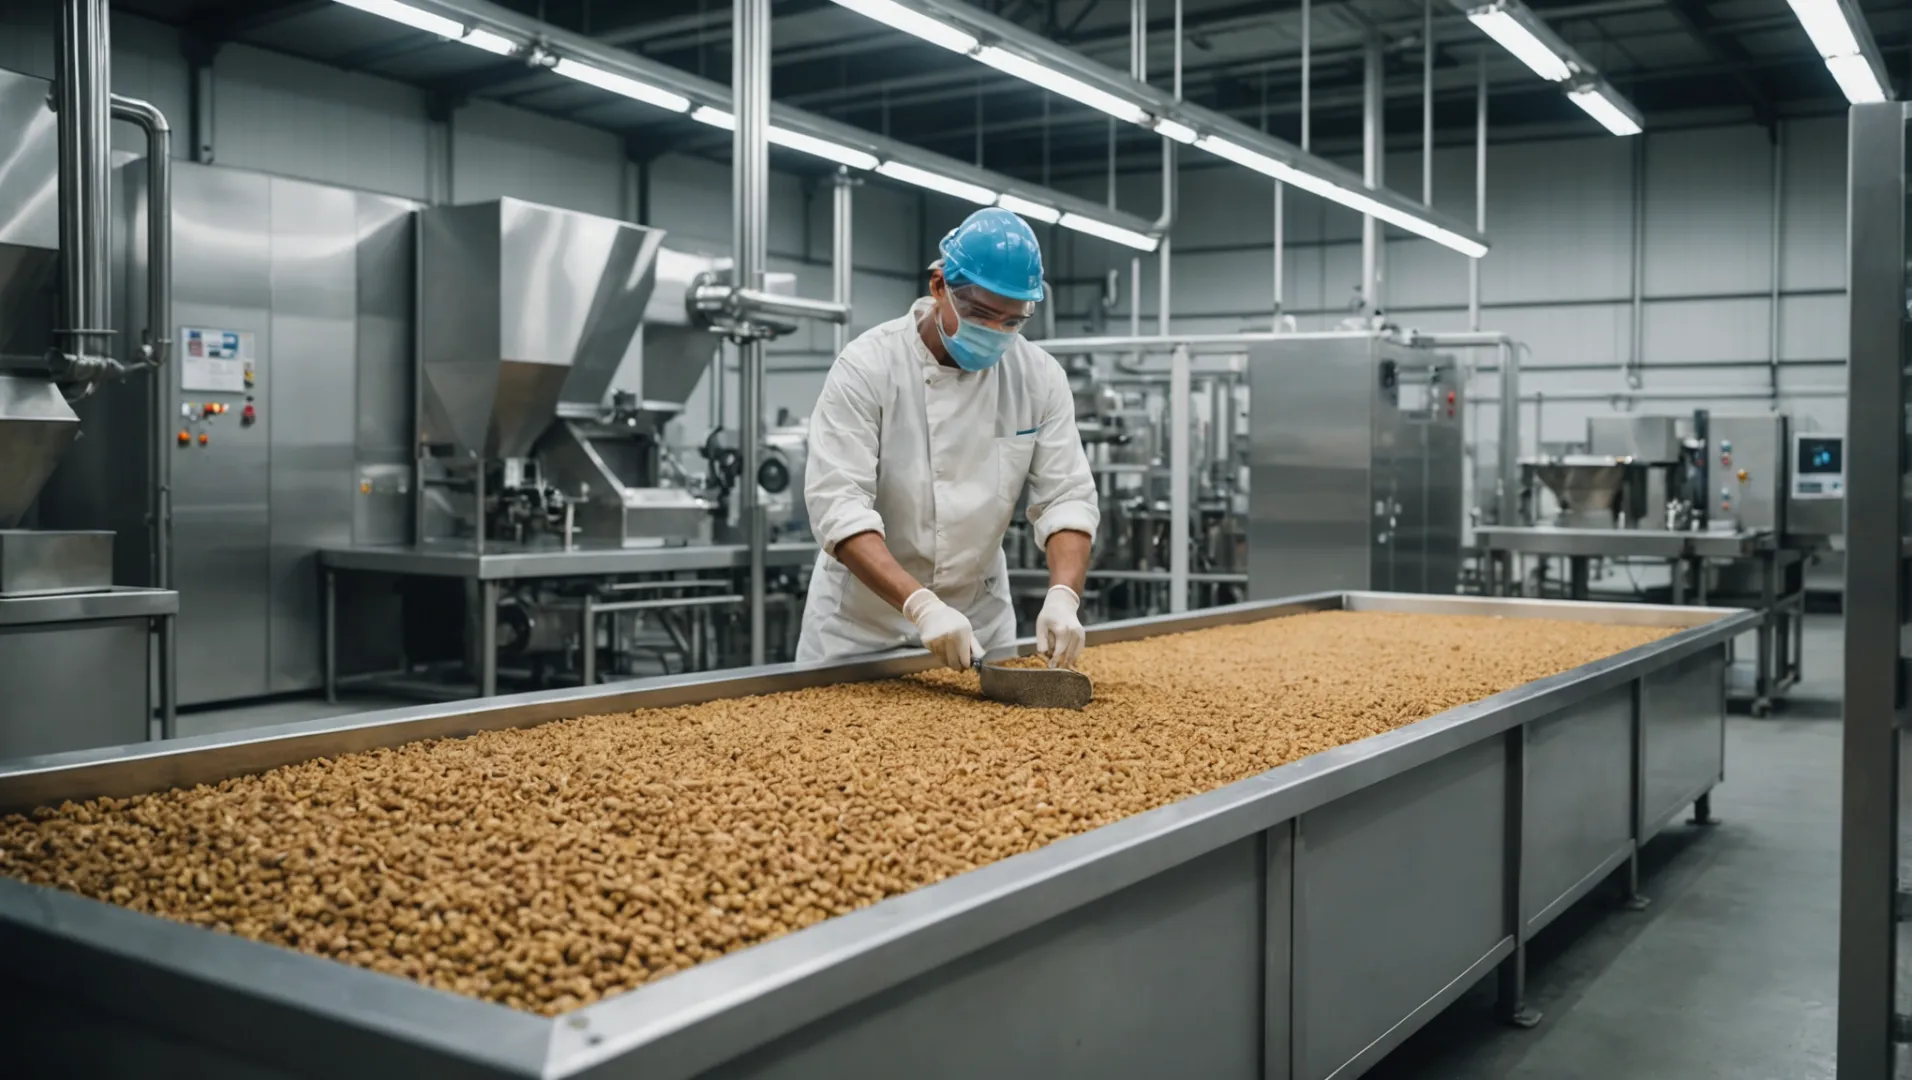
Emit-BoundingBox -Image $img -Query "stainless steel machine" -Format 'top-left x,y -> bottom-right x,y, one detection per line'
1247,334 -> 1464,601
1479,410 -> 1832,714
0,42 -> 178,759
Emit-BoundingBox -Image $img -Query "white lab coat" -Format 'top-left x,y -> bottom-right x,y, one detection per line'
797,297 -> 1099,665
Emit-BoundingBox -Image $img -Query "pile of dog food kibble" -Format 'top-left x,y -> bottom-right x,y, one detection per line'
0,610 -> 1671,1015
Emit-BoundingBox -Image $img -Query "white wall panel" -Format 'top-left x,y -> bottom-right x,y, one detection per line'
1644,126 -> 1773,296
1642,297 -> 1770,364
1779,292 -> 1845,361
1478,137 -> 1634,305
214,45 -> 429,199
1781,117 -> 1845,291
1485,303 -> 1632,368
451,100 -> 621,218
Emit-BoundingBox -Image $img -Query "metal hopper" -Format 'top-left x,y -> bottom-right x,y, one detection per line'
417,198 -> 667,459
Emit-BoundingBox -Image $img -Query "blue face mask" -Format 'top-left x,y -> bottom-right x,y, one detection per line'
935,296 -> 1018,371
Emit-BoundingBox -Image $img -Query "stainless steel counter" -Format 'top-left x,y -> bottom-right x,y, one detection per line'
0,585 -> 177,626
317,542 -> 821,700
316,541 -> 819,580
0,587 -> 177,761
0,592 -> 1752,1080
1474,526 -> 1772,559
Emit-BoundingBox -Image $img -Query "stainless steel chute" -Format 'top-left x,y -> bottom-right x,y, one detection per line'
418,198 -> 666,461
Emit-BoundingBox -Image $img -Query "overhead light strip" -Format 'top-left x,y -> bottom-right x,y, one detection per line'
1785,0 -> 1890,104
824,0 -> 1487,259
328,0 -> 1160,253
1458,1 -> 1645,136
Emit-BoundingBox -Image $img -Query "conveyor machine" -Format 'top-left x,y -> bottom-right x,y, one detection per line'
1,591 -> 1750,1080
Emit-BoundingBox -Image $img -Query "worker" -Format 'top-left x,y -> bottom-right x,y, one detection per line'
799,207 -> 1098,672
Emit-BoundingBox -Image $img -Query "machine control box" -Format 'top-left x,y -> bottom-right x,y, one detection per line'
1791,433 -> 1844,499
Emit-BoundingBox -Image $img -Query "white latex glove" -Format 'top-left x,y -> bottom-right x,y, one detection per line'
903,588 -> 982,671
1035,585 -> 1085,669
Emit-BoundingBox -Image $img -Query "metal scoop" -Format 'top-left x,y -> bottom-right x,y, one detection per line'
973,649 -> 1094,710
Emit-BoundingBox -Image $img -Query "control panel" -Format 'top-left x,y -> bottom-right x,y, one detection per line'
1792,433 -> 1844,499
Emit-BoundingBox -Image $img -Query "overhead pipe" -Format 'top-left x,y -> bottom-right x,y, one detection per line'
111,91 -> 176,740
50,0 -> 114,395
1406,330 -> 1523,527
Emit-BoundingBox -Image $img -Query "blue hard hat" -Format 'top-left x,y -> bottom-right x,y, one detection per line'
938,208 -> 1046,303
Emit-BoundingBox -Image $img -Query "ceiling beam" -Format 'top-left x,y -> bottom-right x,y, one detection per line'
1658,0 -> 1775,129
185,0 -> 329,39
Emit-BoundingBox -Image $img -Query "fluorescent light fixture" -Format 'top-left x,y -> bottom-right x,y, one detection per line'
334,0 -> 466,38
690,106 -> 735,129
769,128 -> 881,170
1466,7 -> 1574,83
1059,213 -> 1158,252
829,0 -> 979,53
1785,0 -> 1862,57
551,57 -> 692,113
1153,117 -> 1199,144
876,161 -> 997,205
460,28 -> 517,55
1566,86 -> 1643,136
1195,135 -> 1488,258
973,46 -> 1152,125
1194,134 -> 1286,178
1785,0 -> 1888,104
1824,53 -> 1888,104
997,194 -> 1062,224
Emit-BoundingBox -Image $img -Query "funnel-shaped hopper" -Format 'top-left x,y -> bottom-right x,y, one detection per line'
0,375 -> 81,528
1530,456 -> 1632,527
418,199 -> 666,459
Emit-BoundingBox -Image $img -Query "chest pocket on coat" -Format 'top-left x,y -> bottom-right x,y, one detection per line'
994,434 -> 1036,506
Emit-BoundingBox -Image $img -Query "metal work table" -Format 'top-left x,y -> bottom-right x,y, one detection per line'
1474,526 -> 1771,562
1475,526 -> 1803,715
0,587 -> 178,759
1,591 -> 1751,1080
316,541 -> 819,580
317,542 -> 819,701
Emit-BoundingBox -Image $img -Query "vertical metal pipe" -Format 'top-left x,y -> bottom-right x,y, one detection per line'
189,57 -> 214,164
1768,121 -> 1784,401
1469,54 -> 1485,332
1301,0 -> 1311,152
735,0 -> 770,666
1168,344 -> 1189,613
1273,180 -> 1284,319
1158,0 -> 1180,337
1499,341 -> 1520,526
1423,0 -> 1434,205
1361,31 -> 1383,315
1628,136 -> 1646,388
56,0 -> 112,363
832,168 -> 854,356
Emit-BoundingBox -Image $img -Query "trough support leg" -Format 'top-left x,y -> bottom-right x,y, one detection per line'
1690,790 -> 1719,827
1619,849 -> 1652,911
1499,724 -> 1543,1028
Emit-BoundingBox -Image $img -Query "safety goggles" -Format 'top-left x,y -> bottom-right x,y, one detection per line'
945,282 -> 1037,334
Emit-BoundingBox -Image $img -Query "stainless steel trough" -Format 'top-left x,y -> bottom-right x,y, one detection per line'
0,591 -> 1754,1080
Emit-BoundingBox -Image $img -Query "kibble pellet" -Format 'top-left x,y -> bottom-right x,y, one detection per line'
0,610 -> 1671,1015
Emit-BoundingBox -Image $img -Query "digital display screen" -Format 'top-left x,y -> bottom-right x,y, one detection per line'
1796,435 -> 1843,476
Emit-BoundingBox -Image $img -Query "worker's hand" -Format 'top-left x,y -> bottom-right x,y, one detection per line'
1035,585 -> 1085,669
903,588 -> 982,671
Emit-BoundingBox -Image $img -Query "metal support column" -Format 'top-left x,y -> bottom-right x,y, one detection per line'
323,568 -> 337,705
1498,724 -> 1542,1027
1838,99 -> 1910,1080
735,0 -> 771,666
1361,31 -> 1385,314
478,580 -> 499,697
1169,345 -> 1190,613
581,593 -> 597,687
1469,54 -> 1485,332
55,0 -> 113,370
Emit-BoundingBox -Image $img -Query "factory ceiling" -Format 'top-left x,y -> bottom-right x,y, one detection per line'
121,0 -> 1911,186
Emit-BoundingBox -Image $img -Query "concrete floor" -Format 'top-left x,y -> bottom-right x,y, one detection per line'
1370,615 -> 1843,1080
177,619 -> 1846,1079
